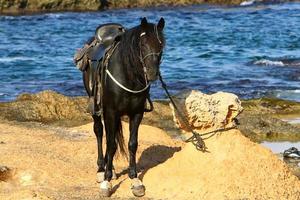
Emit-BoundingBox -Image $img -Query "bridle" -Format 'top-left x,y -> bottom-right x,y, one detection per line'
139,25 -> 163,87
105,25 -> 163,94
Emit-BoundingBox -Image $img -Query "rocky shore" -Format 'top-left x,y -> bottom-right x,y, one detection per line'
1,90 -> 299,142
0,0 -> 273,15
0,90 -> 300,199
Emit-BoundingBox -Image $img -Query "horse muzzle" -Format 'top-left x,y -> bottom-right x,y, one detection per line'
146,69 -> 159,82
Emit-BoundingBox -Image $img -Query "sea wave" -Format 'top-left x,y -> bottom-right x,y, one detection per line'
44,13 -> 63,19
254,59 -> 285,67
240,0 -> 255,6
0,56 -> 34,63
239,0 -> 300,8
0,16 -> 15,20
252,57 -> 300,67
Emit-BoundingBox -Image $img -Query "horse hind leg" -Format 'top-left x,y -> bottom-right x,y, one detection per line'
128,113 -> 145,197
92,115 -> 106,183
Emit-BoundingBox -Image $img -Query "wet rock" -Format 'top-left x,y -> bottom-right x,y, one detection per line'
0,166 -> 13,182
242,98 -> 300,115
170,90 -> 243,132
237,98 -> 300,142
0,90 -> 90,125
237,113 -> 300,141
283,157 -> 300,179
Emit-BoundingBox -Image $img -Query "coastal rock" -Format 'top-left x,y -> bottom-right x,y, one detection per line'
0,90 -> 90,124
237,113 -> 300,141
237,98 -> 300,141
241,97 -> 300,115
0,0 -> 246,14
170,90 -> 243,132
0,90 -> 299,142
0,0 -> 101,14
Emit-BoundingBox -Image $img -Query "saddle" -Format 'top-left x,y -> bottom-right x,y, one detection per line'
74,23 -> 125,115
74,23 -> 125,72
74,23 -> 153,116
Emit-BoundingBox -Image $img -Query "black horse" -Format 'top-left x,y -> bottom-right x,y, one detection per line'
82,17 -> 165,197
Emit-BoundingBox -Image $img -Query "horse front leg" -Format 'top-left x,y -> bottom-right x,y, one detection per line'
92,115 -> 106,183
100,110 -> 119,197
128,112 -> 145,197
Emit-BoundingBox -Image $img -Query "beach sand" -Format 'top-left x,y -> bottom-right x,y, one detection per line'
0,120 -> 300,200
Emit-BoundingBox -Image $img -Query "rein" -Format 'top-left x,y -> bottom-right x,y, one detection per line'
158,73 -> 236,152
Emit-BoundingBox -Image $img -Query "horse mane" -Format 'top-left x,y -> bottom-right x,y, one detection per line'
118,26 -> 144,81
117,23 -> 165,83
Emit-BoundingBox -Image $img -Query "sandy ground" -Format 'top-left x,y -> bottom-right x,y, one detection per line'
0,120 -> 300,200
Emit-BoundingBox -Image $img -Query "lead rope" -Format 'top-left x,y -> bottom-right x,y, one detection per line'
158,73 -> 237,152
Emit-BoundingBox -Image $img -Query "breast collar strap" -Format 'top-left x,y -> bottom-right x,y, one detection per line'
104,42 -> 150,94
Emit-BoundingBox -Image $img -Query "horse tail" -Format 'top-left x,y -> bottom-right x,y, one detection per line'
116,118 -> 126,156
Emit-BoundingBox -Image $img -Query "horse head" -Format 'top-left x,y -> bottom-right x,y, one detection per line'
139,17 -> 165,81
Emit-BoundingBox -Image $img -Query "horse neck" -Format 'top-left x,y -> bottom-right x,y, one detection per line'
114,42 -> 147,89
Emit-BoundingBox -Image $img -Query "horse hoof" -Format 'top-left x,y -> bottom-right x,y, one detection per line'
131,178 -> 145,197
100,180 -> 112,197
132,185 -> 146,197
97,172 -> 105,183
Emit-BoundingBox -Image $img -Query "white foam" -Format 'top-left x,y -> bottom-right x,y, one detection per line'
45,13 -> 62,19
0,56 -> 34,63
254,59 -> 285,67
240,0 -> 255,6
293,90 -> 300,94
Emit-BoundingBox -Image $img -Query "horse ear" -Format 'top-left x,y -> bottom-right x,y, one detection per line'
157,17 -> 165,31
141,17 -> 148,30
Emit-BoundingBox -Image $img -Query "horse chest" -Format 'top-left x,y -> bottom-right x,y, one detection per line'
104,92 -> 146,114
121,95 -> 146,113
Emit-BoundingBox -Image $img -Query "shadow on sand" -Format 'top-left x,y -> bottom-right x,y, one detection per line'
137,145 -> 181,181
112,145 -> 181,195
116,145 -> 181,180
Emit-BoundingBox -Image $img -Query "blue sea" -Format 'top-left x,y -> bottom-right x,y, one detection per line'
0,2 -> 300,102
